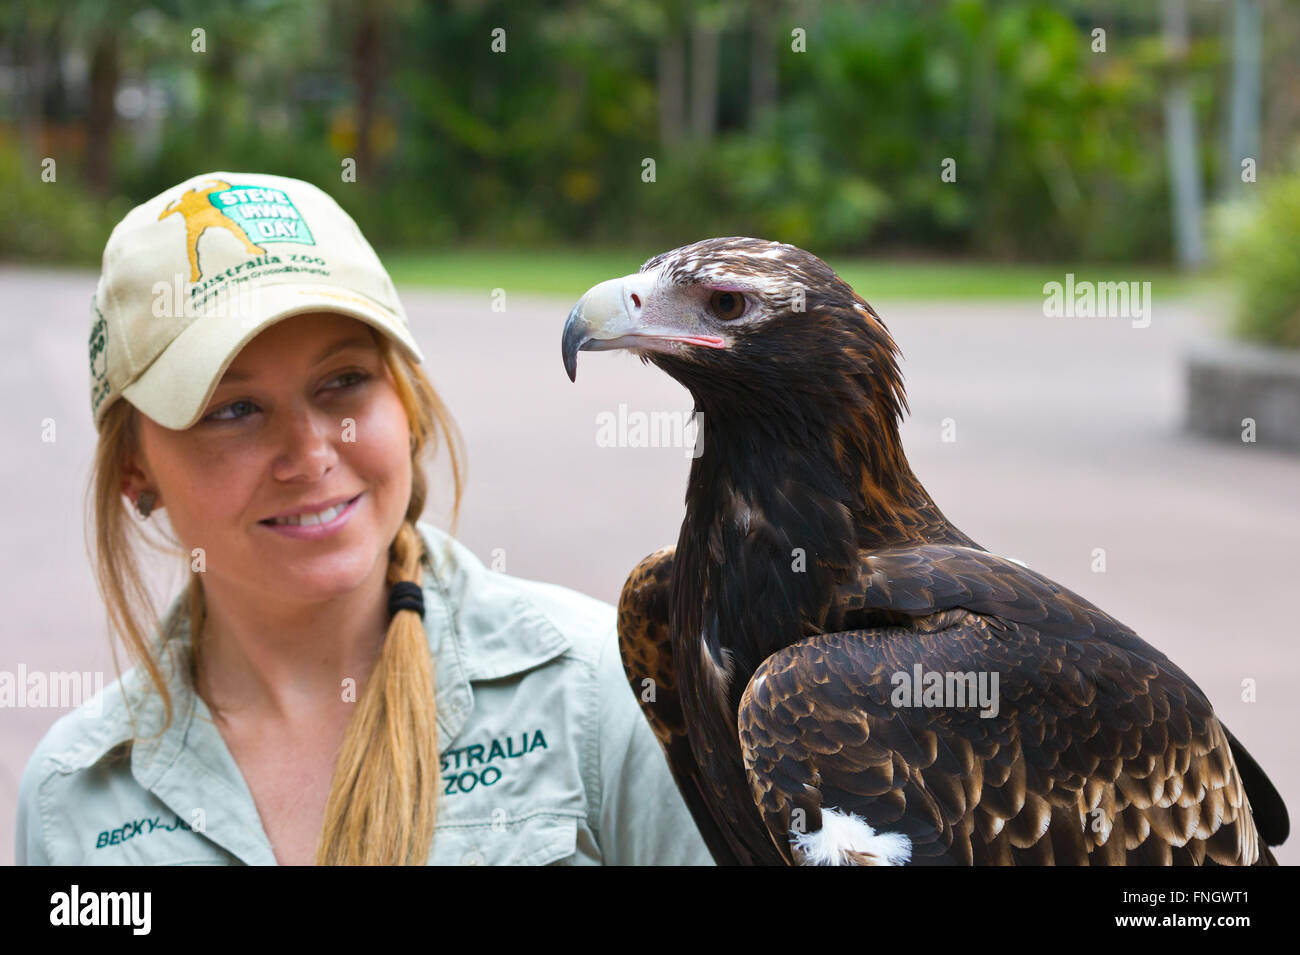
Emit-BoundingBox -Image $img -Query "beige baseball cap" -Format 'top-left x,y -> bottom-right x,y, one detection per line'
88,171 -> 425,431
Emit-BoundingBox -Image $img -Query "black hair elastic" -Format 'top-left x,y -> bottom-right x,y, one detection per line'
388,581 -> 425,619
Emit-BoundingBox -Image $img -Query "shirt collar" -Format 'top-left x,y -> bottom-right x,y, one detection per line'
417,521 -> 572,683
124,599 -> 280,864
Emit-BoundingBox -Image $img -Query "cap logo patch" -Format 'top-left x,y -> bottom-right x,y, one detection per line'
159,179 -> 315,282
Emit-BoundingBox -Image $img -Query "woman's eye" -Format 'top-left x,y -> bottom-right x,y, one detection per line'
205,399 -> 257,423
202,371 -> 370,424
709,290 -> 746,321
328,370 -> 371,390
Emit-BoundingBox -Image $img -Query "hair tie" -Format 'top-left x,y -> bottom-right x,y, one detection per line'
388,581 -> 424,619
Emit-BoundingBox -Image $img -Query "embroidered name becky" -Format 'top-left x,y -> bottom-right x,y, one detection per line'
95,813 -> 194,849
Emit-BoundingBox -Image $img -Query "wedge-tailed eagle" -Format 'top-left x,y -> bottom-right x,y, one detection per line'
560,236 -> 1289,866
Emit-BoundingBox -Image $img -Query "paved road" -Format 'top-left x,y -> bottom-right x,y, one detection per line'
2,265 -> 1296,865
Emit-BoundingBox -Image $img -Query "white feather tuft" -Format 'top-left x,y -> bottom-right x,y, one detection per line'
790,807 -> 912,866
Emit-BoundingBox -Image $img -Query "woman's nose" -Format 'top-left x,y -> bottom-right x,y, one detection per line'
271,406 -> 339,481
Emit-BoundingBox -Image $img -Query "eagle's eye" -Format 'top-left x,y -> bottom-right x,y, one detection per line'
709,290 -> 746,321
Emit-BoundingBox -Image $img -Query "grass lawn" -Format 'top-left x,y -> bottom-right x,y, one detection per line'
382,246 -> 1221,301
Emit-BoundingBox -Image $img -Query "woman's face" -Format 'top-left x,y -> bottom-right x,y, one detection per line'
125,312 -> 413,606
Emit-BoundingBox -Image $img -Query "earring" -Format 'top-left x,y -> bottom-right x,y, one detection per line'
136,491 -> 156,519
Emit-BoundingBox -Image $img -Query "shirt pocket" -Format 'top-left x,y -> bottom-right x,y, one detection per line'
431,812 -> 577,866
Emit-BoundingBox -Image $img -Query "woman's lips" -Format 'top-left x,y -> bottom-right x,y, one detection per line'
258,493 -> 363,540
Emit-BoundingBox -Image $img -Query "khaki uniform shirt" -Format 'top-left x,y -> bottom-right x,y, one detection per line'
14,521 -> 714,865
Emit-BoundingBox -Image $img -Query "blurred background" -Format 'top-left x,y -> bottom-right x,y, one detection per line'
1,0 -> 1299,288
1,0 -> 1297,865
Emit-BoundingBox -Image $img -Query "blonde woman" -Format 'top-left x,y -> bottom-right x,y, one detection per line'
15,172 -> 713,866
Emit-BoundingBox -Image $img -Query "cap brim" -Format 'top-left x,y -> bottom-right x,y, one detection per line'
121,284 -> 425,431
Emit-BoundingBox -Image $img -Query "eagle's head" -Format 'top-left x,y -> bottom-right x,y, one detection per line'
564,237 -> 970,565
562,237 -> 907,431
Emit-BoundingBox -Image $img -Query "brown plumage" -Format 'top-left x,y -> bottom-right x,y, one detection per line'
563,236 -> 1289,865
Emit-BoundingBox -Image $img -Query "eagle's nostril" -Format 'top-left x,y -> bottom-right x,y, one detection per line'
630,293 -> 641,309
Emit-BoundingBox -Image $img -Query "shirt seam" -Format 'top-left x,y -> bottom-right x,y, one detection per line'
150,856 -> 239,866
35,758 -> 61,864
421,539 -> 475,748
586,624 -> 617,848
432,808 -> 584,830
133,650 -> 199,790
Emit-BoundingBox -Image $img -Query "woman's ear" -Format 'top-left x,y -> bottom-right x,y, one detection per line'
120,446 -> 161,512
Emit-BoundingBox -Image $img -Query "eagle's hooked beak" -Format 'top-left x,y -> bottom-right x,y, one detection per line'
562,271 -> 727,381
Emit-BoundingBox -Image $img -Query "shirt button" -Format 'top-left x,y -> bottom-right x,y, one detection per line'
461,847 -> 484,866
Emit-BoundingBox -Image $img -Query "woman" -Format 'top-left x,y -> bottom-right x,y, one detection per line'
15,171 -> 713,866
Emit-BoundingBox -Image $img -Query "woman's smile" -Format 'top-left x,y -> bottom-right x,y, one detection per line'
258,491 -> 365,540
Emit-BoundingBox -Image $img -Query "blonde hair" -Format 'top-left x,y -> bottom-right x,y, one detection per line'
86,328 -> 465,865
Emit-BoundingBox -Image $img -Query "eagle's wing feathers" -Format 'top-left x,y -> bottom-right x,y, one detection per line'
738,545 -> 1270,865
616,546 -> 741,865
1220,721 -> 1289,848
854,544 -> 1285,854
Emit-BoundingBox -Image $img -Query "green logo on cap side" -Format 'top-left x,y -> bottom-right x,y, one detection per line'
89,301 -> 110,413
207,185 -> 315,246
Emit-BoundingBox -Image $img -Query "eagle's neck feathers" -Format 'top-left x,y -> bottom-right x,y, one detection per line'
666,308 -> 978,701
